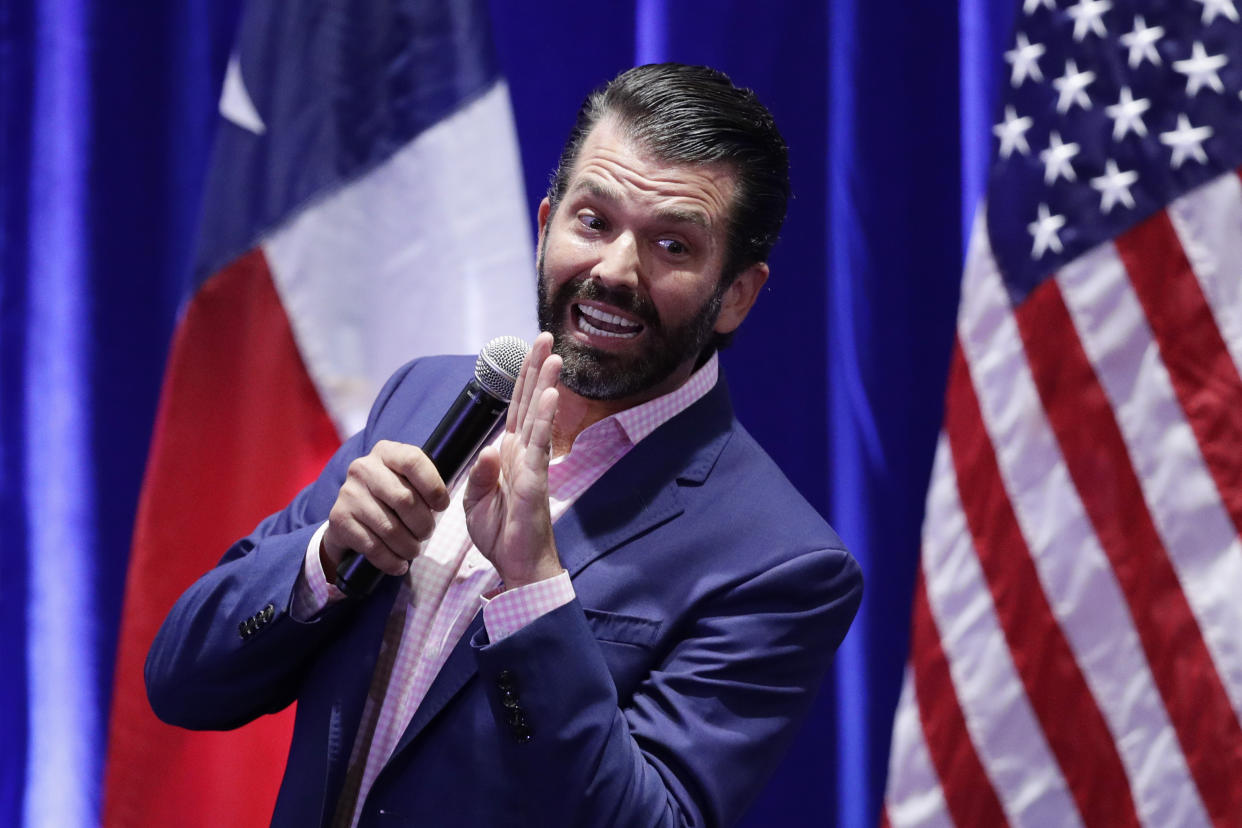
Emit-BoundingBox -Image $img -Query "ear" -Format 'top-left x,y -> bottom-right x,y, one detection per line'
714,262 -> 769,335
536,198 -> 552,251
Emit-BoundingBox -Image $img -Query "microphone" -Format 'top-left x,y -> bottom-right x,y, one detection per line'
334,335 -> 530,597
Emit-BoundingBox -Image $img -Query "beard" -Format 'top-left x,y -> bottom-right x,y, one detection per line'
536,258 -> 724,401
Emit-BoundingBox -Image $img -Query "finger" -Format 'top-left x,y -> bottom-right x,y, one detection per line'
506,339 -> 538,433
339,472 -> 426,560
376,440 -> 450,511
351,444 -> 443,539
363,466 -> 439,541
520,352 -> 561,446
331,446 -> 441,568
326,499 -> 413,576
523,385 -> 559,470
510,333 -> 552,434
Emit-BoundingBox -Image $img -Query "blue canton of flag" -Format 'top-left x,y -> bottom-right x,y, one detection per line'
989,0 -> 1242,301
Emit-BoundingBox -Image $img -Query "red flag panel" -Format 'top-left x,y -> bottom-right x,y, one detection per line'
103,250 -> 340,828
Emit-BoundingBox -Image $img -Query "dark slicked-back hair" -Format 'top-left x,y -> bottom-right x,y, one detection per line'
547,63 -> 790,286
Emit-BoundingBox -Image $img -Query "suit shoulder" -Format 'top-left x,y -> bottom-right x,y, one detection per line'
712,421 -> 845,548
359,354 -> 477,445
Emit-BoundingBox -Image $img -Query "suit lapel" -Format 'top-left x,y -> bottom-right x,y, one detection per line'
321,577 -> 403,824
556,375 -> 735,576
390,610 -> 485,756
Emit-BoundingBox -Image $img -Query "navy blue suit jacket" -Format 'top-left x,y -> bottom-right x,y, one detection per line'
147,355 -> 862,827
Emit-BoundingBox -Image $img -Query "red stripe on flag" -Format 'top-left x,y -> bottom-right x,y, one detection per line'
1016,279 -> 1242,826
103,249 -> 342,828
944,341 -> 1140,828
910,568 -> 1009,827
1115,210 -> 1242,540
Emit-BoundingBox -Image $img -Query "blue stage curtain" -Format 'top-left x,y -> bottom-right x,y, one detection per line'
1,1 -> 1014,825
1,2 -> 242,825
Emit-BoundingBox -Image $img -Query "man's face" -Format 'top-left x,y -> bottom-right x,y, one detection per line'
536,119 -> 745,404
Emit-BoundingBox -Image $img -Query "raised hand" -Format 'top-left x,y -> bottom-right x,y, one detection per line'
321,440 -> 451,580
463,331 -> 563,589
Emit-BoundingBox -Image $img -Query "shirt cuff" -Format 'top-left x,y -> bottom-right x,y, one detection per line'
291,521 -> 345,621
482,570 -> 575,642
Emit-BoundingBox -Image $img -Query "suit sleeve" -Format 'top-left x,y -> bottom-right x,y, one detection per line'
144,360 -> 420,730
471,540 -> 863,827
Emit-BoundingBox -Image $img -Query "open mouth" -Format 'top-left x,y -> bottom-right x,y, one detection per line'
573,303 -> 643,340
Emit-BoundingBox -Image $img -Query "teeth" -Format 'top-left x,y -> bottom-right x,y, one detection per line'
574,303 -> 641,339
577,304 -> 640,330
579,316 -> 639,338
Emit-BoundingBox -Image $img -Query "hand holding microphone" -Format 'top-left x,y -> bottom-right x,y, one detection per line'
326,335 -> 531,597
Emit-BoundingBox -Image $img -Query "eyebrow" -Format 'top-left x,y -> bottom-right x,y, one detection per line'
573,179 -> 711,230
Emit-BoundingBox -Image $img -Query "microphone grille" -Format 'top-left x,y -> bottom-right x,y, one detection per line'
475,335 -> 530,402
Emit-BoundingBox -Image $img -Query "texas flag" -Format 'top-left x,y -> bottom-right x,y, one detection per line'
102,1 -> 536,825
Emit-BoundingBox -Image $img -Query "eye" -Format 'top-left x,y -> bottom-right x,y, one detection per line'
577,212 -> 606,231
658,239 -> 688,255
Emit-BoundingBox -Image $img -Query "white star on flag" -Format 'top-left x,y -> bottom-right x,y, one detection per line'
1005,33 -> 1047,87
1023,0 -> 1056,13
1089,159 -> 1139,213
1027,203 -> 1066,258
1105,87 -> 1150,140
219,55 -> 267,135
994,106 -> 1034,158
1053,59 -> 1096,113
1040,131 -> 1081,184
1068,0 -> 1112,41
1194,0 -> 1239,24
1174,42 -> 1228,96
1120,15 -> 1164,68
1159,114 -> 1214,168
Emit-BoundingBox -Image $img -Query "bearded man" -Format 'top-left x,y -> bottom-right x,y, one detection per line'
147,63 -> 862,828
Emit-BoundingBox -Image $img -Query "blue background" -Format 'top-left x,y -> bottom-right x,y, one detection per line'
0,0 -> 1017,824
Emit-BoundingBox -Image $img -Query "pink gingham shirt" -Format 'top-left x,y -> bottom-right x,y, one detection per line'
293,353 -> 718,828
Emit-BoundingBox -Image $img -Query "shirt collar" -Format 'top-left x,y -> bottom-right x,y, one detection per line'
575,351 -> 719,451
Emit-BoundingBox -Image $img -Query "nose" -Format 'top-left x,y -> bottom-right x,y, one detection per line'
590,230 -> 640,290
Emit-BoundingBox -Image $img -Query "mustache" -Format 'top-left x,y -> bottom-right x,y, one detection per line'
558,277 -> 660,329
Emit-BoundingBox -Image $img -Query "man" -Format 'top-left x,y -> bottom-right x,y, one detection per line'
147,64 -> 863,827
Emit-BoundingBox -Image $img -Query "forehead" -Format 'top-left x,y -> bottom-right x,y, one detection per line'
565,119 -> 737,230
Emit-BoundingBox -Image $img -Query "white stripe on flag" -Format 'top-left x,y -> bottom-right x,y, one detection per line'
885,667 -> 952,828
1059,235 -> 1242,722
956,220 -> 1200,827
1052,242 -> 1214,827
921,433 -> 1080,827
265,81 -> 538,436
1166,172 -> 1242,378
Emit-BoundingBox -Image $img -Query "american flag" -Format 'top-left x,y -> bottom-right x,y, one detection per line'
884,1 -> 1242,826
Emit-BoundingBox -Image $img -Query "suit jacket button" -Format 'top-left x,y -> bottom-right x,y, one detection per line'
262,603 -> 275,622
237,621 -> 249,639
496,669 -> 517,692
513,724 -> 532,744
500,690 -> 519,710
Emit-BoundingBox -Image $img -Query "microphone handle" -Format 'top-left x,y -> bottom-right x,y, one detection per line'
334,378 -> 509,597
